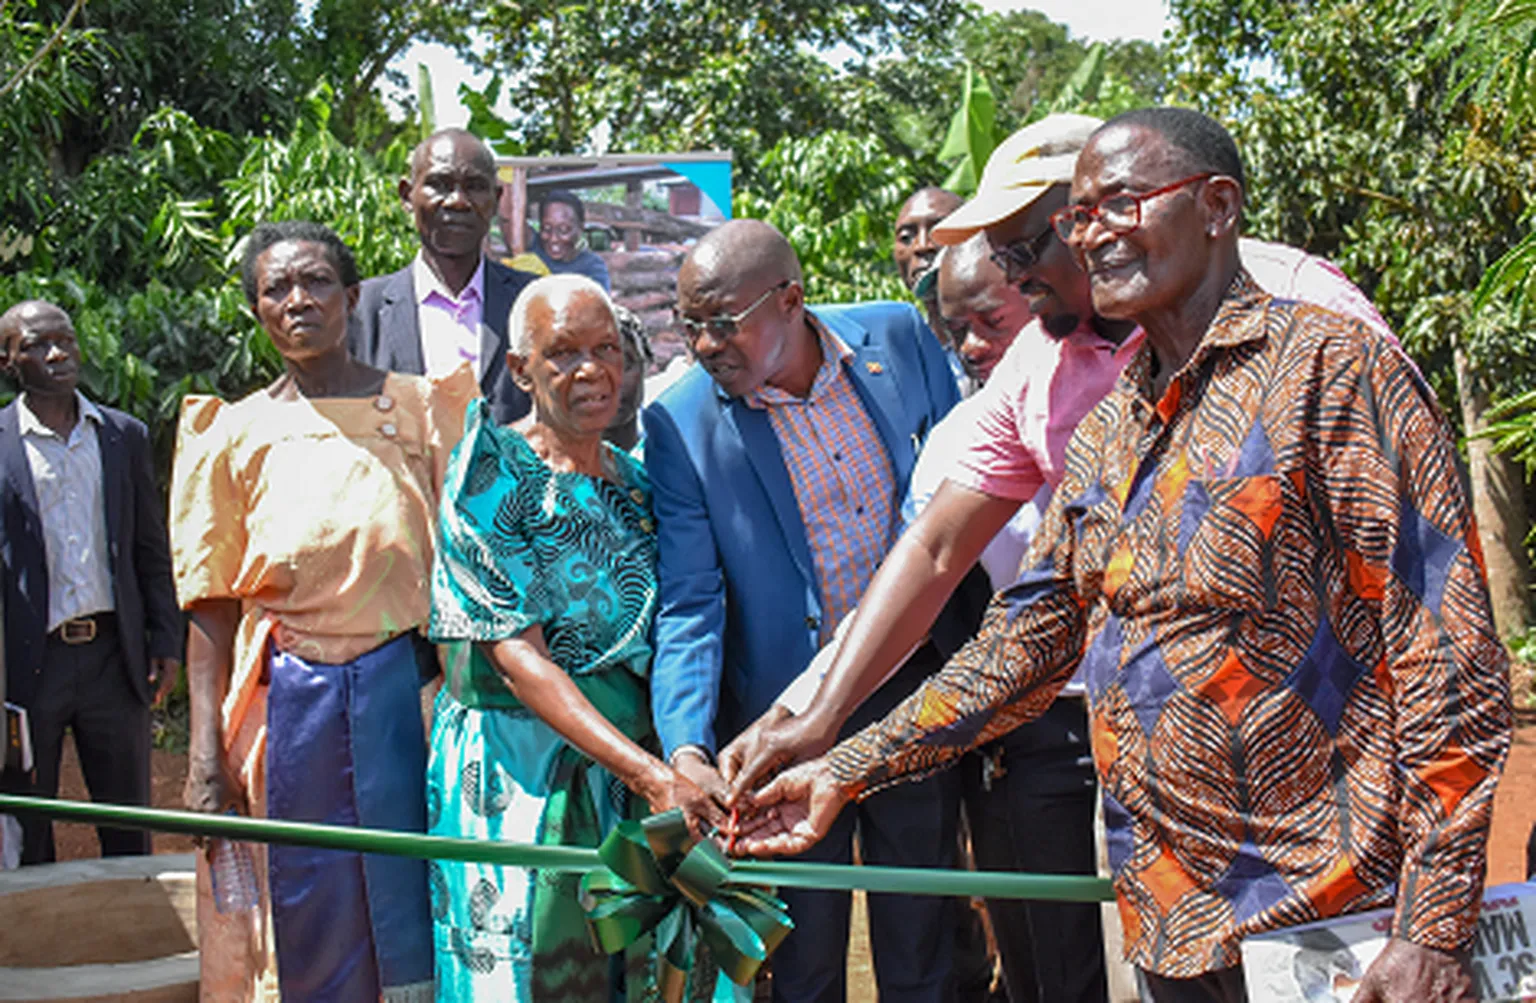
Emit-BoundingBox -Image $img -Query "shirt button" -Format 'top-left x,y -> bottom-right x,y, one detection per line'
805,615 -> 821,631
375,394 -> 394,412
380,423 -> 397,437
856,505 -> 865,515
630,488 -> 644,504
640,518 -> 654,533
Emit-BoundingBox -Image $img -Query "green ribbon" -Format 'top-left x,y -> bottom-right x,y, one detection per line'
0,793 -> 1114,901
580,809 -> 793,998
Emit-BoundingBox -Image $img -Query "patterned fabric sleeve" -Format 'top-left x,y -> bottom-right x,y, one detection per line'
168,395 -> 245,607
429,401 -> 549,643
826,434 -> 1096,796
1326,333 -> 1512,950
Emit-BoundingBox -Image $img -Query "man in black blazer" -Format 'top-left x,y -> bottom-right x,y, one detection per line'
348,127 -> 537,424
0,300 -> 182,864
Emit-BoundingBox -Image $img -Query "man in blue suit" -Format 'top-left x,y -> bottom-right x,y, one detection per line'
0,300 -> 182,864
348,128 -> 538,425
644,220 -> 962,1002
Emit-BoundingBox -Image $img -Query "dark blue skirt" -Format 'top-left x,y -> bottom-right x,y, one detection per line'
265,632 -> 435,1001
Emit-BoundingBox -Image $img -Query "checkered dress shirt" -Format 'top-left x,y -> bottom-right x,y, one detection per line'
745,320 -> 896,645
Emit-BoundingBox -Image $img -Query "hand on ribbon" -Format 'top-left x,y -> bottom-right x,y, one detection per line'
581,808 -> 794,1001
720,705 -> 837,807
729,757 -> 850,859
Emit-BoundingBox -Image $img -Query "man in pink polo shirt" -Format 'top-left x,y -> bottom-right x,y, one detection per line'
722,113 -> 1396,1002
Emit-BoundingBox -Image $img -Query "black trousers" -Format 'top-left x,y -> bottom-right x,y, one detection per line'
965,698 -> 1107,1003
769,644 -> 962,1003
1136,966 -> 1248,1003
8,616 -> 151,864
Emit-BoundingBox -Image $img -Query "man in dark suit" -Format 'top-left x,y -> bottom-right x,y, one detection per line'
645,220 -> 962,1002
348,127 -> 537,424
0,300 -> 182,864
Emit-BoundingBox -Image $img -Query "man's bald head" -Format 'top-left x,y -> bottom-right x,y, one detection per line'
409,127 -> 495,182
401,128 -> 500,271
1,299 -> 81,396
0,300 -> 71,352
898,187 -> 963,220
680,219 -> 803,302
674,220 -> 813,399
938,235 -> 1032,384
938,233 -> 997,305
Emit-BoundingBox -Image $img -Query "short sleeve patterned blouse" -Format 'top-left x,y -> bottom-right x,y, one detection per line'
430,399 -> 658,713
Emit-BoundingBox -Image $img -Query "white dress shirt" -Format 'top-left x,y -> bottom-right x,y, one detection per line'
18,392 -> 114,630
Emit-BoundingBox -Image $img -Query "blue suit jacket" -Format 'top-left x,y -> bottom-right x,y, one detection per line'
347,257 -> 538,426
643,302 -> 960,756
0,399 -> 182,710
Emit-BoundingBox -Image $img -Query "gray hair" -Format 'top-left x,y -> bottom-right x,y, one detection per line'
508,273 -> 619,356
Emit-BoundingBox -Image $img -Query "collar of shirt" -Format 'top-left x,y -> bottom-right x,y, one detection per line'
1060,318 -> 1146,359
16,390 -> 104,442
412,251 -> 486,316
1119,268 -> 1268,409
742,314 -> 854,409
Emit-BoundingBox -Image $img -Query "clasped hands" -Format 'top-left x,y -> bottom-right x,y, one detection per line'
670,705 -> 849,858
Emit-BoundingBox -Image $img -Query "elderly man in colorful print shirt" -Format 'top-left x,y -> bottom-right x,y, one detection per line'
734,107 -> 1512,1003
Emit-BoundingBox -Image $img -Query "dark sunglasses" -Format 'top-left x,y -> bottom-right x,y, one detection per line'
988,225 -> 1056,279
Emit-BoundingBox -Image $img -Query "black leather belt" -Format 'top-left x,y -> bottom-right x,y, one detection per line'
50,612 -> 114,645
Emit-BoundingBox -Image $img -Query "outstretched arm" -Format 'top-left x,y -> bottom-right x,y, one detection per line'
734,487 -> 1092,857
725,480 -> 1017,799
641,403 -> 735,813
482,625 -> 727,838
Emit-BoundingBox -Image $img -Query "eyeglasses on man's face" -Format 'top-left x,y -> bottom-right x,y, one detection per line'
988,224 -> 1056,280
674,280 -> 791,345
1049,172 -> 1216,243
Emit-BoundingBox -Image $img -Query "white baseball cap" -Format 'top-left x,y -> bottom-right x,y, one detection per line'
933,113 -> 1104,245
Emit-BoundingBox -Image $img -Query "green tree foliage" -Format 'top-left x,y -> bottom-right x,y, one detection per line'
1449,0 -> 1536,322
5,0 -> 475,164
737,132 -> 917,304
737,13 -> 1168,303
837,9 -> 1167,182
0,88 -> 417,472
937,65 -> 998,195
1168,0 -> 1536,402
1,0 -> 102,250
467,0 -> 965,168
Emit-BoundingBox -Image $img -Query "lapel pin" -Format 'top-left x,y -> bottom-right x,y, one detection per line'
865,361 -> 884,375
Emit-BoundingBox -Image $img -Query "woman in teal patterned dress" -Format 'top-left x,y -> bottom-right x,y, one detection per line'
427,275 -> 726,1001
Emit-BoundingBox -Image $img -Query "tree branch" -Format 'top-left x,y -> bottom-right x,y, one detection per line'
0,0 -> 88,101
1328,179 -> 1419,214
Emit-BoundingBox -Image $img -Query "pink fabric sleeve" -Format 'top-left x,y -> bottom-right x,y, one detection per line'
1240,237 -> 1395,340
944,337 -> 1046,502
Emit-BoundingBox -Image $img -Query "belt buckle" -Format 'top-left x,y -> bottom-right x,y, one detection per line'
60,617 -> 97,644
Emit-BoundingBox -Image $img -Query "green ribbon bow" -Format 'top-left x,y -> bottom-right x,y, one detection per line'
580,809 -> 793,1000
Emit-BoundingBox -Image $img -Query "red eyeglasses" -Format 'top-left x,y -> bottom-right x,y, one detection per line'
1049,173 -> 1216,242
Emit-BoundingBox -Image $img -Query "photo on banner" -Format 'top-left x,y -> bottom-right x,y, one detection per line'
495,153 -> 732,386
